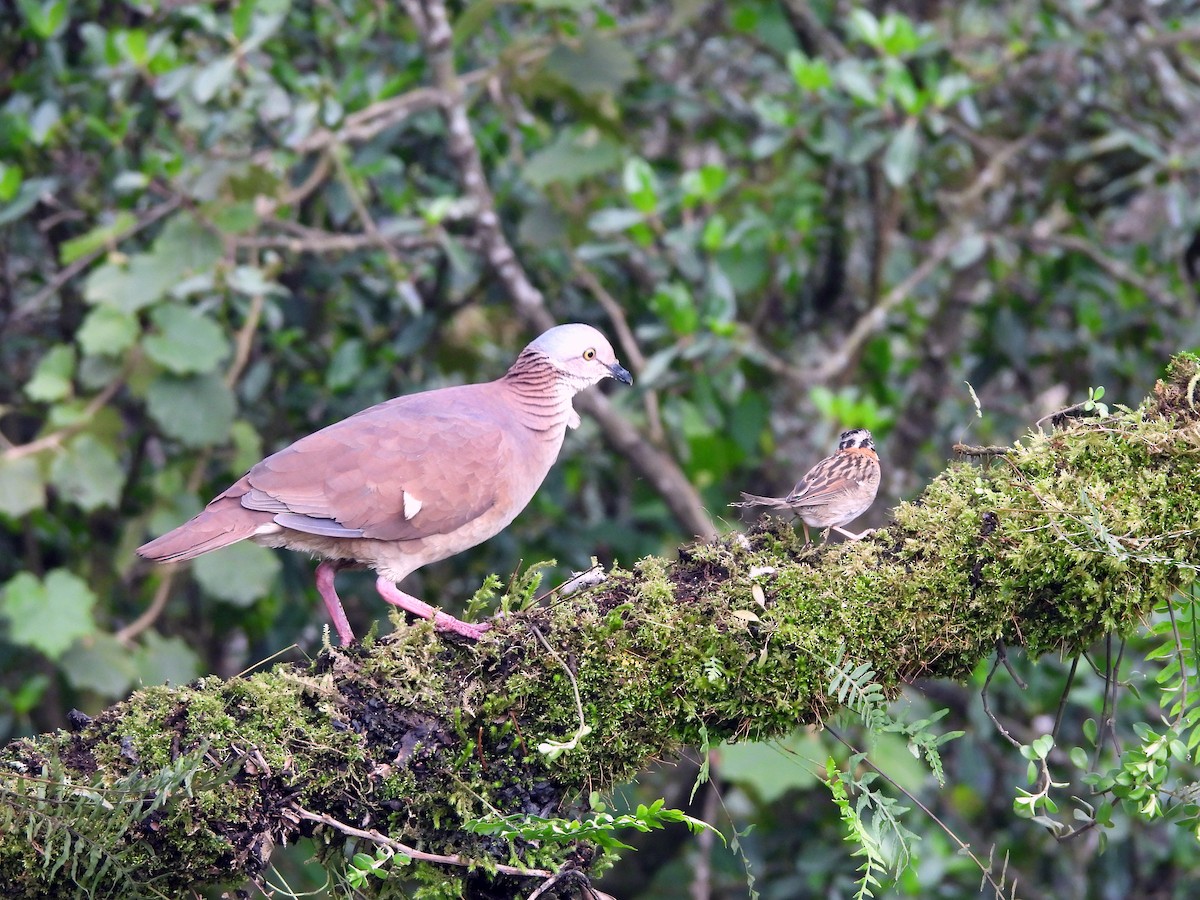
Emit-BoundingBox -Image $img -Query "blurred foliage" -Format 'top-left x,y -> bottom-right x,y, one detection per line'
3,0 -> 1200,896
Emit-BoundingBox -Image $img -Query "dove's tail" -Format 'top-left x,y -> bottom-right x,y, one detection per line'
137,476 -> 272,563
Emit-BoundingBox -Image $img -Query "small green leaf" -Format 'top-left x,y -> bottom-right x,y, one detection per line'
523,128 -> 622,188
835,58 -> 878,105
153,214 -> 223,275
145,373 -> 236,447
84,255 -> 177,313
0,569 -> 97,660
193,56 -> 237,103
0,455 -> 46,517
882,120 -> 920,188
193,542 -> 281,606
25,344 -> 75,402
0,176 -> 56,227
60,212 -> 139,264
622,158 -> 659,214
787,50 -> 833,92
950,233 -> 988,269
587,208 -> 645,234
21,0 -> 69,39
226,266 -> 284,296
0,163 -> 22,202
48,434 -> 125,511
134,631 -> 202,687
543,31 -> 637,95
78,306 -> 140,358
60,632 -> 139,698
143,305 -> 230,375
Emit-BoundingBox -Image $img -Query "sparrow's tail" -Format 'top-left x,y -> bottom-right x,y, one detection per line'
730,491 -> 792,510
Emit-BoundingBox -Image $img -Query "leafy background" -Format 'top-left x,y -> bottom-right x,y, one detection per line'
3,0 -> 1200,896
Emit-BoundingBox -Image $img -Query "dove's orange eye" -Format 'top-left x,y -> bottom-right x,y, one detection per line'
583,348 -> 597,360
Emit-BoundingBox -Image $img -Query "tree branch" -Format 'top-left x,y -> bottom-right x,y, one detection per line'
5,353 -> 1200,898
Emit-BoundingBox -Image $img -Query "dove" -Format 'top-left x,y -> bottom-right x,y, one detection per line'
733,428 -> 880,543
137,324 -> 633,644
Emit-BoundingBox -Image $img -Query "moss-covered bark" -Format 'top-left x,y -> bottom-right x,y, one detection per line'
4,355 -> 1200,899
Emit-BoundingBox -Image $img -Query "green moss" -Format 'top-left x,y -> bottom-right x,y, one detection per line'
6,357 -> 1200,897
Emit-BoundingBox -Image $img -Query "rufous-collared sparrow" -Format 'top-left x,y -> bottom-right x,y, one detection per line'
733,428 -> 881,543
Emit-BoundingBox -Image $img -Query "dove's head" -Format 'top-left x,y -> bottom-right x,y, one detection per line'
525,324 -> 633,390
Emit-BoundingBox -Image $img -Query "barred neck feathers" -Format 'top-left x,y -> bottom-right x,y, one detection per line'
502,348 -> 578,436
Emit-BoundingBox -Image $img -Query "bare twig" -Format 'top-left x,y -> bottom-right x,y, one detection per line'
807,232 -> 961,384
981,650 -> 1022,749
953,443 -> 1011,458
329,147 -> 403,270
9,197 -> 184,325
1034,232 -> 1181,314
293,807 -> 553,879
232,223 -> 463,255
2,352 -> 140,460
570,254 -> 666,446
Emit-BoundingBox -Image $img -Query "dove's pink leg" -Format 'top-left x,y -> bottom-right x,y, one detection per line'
315,561 -> 356,646
374,577 -> 490,640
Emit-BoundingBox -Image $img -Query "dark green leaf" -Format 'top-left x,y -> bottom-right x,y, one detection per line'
882,120 -> 920,188
0,569 -> 97,660
0,456 -> 46,518
145,373 -> 236,447
25,344 -> 75,402
523,128 -> 622,187
143,305 -> 230,375
48,434 -> 125,511
193,542 -> 281,607
544,31 -> 637,95
78,306 -> 140,358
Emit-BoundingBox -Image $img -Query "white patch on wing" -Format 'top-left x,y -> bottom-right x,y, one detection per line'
403,492 -> 423,520
253,523 -> 283,536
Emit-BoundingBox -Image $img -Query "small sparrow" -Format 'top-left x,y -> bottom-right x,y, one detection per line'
733,428 -> 881,543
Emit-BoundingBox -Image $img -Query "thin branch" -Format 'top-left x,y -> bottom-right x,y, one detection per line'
529,624 -> 587,739
981,650 -> 1022,749
231,224 -> 463,255
570,254 -> 666,446
8,197 -> 183,325
329,147 -> 403,271
1051,655 -> 1080,742
293,807 -> 553,879
1034,232 -> 1181,314
2,352 -> 139,461
807,232 -> 961,384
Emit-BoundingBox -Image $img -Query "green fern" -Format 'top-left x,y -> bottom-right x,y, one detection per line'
465,795 -> 722,853
2,743 -> 234,899
825,757 -> 890,900
827,650 -> 963,786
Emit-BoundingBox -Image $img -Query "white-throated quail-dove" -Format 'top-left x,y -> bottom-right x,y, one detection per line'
137,324 -> 633,643
732,428 -> 880,543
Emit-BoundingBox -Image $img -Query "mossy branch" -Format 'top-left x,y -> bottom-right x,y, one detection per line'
4,355 -> 1200,899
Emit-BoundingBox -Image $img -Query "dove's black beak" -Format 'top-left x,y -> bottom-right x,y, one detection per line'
609,363 -> 634,385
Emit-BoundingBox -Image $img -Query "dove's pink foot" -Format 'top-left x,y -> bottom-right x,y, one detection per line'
375,576 -> 491,640
316,561 -> 356,645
